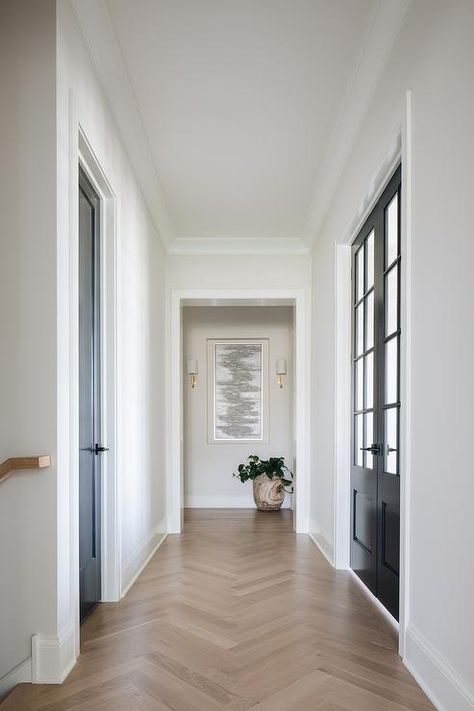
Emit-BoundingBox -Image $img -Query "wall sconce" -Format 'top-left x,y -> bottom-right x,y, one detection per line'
187,359 -> 198,389
276,358 -> 287,389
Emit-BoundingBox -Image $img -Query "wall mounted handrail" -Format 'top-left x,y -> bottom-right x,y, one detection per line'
0,456 -> 51,486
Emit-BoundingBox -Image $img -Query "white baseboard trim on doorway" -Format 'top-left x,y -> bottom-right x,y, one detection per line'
184,495 -> 290,509
0,656 -> 32,699
348,568 -> 399,632
32,622 -> 76,684
308,518 -> 335,566
404,622 -> 474,711
121,519 -> 168,598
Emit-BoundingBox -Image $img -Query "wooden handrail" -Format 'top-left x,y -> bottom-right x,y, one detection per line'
0,455 -> 51,485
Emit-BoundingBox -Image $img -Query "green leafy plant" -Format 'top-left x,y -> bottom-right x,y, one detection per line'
233,455 -> 294,492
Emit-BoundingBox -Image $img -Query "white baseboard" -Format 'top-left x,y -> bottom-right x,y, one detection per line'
404,622 -> 474,711
348,568 -> 399,632
0,657 -> 32,699
308,518 -> 335,566
184,495 -> 290,509
32,622 -> 76,684
121,518 -> 168,597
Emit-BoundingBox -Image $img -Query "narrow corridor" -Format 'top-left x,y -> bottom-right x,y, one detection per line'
4,510 -> 432,710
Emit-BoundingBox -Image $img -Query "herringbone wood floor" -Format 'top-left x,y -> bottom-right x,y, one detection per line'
3,509 -> 433,710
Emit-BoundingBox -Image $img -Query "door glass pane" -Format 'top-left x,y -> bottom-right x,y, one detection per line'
365,352 -> 373,410
356,302 -> 364,356
385,264 -> 398,336
355,414 -> 363,466
364,412 -> 373,469
385,408 -> 398,474
356,245 -> 364,301
385,336 -> 398,404
356,358 -> 363,411
366,230 -> 374,289
385,193 -> 398,267
365,291 -> 374,351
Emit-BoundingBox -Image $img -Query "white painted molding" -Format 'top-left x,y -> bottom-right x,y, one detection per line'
32,623 -> 76,684
0,657 -> 32,700
303,0 -> 411,247
404,623 -> 474,711
69,0 -> 173,249
168,237 -> 309,256
121,520 -> 168,598
348,568 -> 399,632
308,518 -> 335,567
184,495 -> 291,509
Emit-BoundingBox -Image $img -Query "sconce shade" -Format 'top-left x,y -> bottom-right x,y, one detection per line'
276,358 -> 287,375
187,359 -> 198,375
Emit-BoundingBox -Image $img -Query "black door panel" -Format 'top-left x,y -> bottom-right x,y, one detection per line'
79,168 -> 101,622
351,166 -> 401,620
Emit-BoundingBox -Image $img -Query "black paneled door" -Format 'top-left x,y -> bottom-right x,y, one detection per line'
79,168 -> 102,622
351,165 -> 401,620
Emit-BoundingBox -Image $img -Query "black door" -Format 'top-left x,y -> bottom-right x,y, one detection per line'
351,166 -> 401,620
79,168 -> 102,622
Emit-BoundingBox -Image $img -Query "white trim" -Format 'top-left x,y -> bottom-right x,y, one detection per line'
308,520 -> 335,567
31,623 -> 75,685
168,237 -> 309,256
404,623 -> 474,711
0,658 -> 32,700
78,127 -> 121,605
332,91 -> 413,658
349,568 -> 399,632
168,288 -> 310,534
70,0 -> 173,249
184,495 -> 291,509
121,522 -> 168,598
303,0 -> 411,247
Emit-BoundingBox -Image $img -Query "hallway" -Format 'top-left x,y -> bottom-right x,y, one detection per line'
4,511 -> 432,710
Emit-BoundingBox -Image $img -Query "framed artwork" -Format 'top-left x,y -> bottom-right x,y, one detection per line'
207,339 -> 269,443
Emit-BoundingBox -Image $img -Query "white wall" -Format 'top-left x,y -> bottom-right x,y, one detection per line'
183,306 -> 294,508
0,0 -> 58,686
0,0 -> 167,692
57,0 -> 167,606
310,1 -> 474,708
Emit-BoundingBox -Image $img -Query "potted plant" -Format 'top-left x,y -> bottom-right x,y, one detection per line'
233,455 -> 294,511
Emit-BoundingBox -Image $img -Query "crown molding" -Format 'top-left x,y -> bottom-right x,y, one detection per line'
303,0 -> 411,249
167,237 -> 309,256
69,0 -> 173,249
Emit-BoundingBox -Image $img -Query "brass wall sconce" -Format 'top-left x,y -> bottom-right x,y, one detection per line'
276,358 -> 287,389
187,359 -> 198,388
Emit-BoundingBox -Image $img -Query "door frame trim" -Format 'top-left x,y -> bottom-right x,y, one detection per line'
333,90 -> 413,657
167,289 -> 309,534
68,122 -> 120,658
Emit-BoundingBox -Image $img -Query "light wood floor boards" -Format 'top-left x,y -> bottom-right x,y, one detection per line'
3,509 -> 433,710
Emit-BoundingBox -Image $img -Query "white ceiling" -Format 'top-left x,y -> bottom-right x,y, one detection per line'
103,0 -> 375,244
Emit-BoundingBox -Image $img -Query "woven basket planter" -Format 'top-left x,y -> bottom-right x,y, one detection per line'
252,473 -> 285,511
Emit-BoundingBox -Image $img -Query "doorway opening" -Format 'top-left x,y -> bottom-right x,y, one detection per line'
182,305 -> 295,517
167,290 -> 309,534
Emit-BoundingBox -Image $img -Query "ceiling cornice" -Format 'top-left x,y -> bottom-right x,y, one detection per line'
303,0 -> 411,249
70,0 -> 174,249
167,237 -> 309,257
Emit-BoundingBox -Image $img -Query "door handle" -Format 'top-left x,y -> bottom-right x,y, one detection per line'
360,445 -> 381,455
93,443 -> 109,455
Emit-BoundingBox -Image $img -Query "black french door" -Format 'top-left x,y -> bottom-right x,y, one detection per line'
79,167 -> 102,622
351,165 -> 401,620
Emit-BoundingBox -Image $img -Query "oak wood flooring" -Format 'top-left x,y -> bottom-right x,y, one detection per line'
3,509 -> 433,710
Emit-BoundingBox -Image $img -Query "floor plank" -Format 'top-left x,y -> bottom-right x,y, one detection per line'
2,509 -> 434,710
